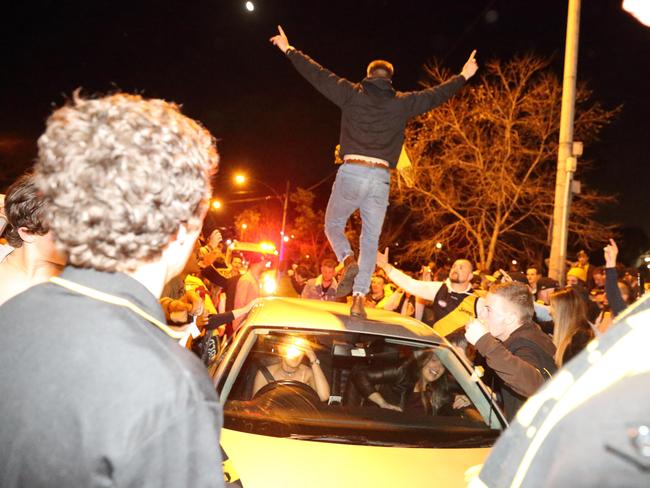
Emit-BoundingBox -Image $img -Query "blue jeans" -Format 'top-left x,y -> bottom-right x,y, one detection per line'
325,163 -> 390,295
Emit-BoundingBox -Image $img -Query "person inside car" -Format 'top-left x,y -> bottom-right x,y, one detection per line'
350,349 -> 470,414
252,337 -> 331,402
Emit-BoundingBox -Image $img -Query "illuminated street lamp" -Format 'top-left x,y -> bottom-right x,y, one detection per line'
211,199 -> 222,210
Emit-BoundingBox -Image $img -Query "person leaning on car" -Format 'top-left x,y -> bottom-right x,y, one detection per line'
465,282 -> 556,421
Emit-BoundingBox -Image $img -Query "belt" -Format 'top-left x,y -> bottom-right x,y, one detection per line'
343,159 -> 390,171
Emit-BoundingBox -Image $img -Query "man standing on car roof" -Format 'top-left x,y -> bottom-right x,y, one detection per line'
270,25 -> 478,319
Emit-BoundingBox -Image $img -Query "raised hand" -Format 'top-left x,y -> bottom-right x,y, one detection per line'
208,229 -> 222,248
302,341 -> 317,363
461,49 -> 478,80
603,238 -> 618,268
269,25 -> 291,53
376,246 -> 390,269
465,318 -> 488,346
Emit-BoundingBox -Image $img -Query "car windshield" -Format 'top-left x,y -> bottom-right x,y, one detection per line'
219,328 -> 504,448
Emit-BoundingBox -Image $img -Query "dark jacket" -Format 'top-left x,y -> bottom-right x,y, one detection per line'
475,321 -> 556,421
286,49 -> 466,167
562,328 -> 594,365
350,361 -> 418,409
349,359 -> 456,415
0,267 -> 224,488
605,267 -> 627,317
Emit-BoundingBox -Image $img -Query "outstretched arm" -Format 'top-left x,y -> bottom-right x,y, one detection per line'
604,239 -> 627,316
269,25 -> 354,107
402,49 -> 479,118
350,364 -> 403,411
377,248 -> 443,301
269,25 -> 292,53
460,49 -> 478,80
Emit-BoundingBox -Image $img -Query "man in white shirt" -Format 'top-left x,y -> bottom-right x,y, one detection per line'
376,247 -> 479,336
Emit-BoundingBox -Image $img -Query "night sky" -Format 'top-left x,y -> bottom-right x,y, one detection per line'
2,0 -> 649,240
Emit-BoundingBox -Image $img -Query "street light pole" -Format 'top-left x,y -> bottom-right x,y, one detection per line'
234,174 -> 290,262
279,180 -> 290,263
549,0 -> 581,284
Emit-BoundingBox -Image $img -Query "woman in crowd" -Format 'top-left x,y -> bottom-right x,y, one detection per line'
350,349 -> 470,414
549,287 -> 595,367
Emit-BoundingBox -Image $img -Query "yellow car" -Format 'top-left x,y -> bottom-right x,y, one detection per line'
211,298 -> 507,487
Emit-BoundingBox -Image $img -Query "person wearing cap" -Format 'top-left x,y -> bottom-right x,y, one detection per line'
270,25 -> 478,319
566,266 -> 587,287
536,276 -> 559,305
574,249 -> 596,289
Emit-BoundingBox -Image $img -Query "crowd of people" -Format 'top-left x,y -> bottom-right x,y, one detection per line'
160,225 -> 645,420
1,153 -> 645,429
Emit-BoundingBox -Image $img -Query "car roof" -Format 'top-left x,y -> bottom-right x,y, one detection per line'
242,297 -> 444,344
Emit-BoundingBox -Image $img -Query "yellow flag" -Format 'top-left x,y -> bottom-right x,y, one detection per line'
397,144 -> 414,187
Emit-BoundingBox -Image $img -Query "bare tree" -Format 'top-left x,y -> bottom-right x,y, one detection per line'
391,54 -> 619,271
234,208 -> 262,242
289,187 -> 333,264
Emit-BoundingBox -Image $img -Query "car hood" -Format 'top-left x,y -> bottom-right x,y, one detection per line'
221,428 -> 487,488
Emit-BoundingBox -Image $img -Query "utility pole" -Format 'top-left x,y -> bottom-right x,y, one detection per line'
278,180 -> 290,263
549,0 -> 581,284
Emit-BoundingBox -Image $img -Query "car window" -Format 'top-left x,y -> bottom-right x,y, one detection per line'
220,329 -> 504,448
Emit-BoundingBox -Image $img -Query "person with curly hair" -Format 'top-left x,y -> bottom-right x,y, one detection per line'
0,92 -> 224,487
0,172 -> 65,305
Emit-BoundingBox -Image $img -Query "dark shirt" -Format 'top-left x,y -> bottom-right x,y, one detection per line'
286,49 -> 466,167
562,328 -> 594,365
0,267 -> 224,487
605,267 -> 627,317
206,311 -> 235,331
